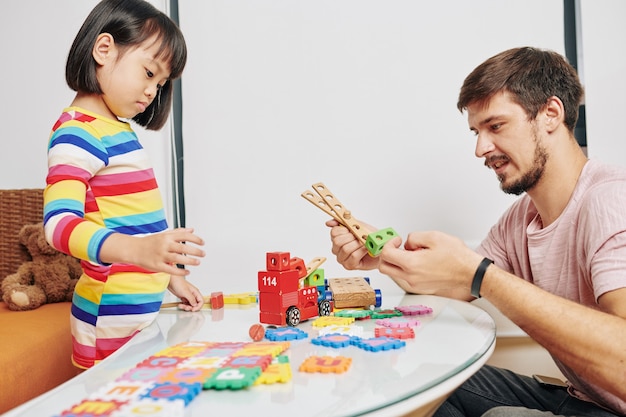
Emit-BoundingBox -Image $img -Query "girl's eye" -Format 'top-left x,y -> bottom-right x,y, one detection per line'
146,69 -> 154,78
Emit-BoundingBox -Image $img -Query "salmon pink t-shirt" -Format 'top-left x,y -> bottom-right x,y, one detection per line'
477,159 -> 626,414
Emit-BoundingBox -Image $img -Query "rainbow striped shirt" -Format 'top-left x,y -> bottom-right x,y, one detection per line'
44,107 -> 169,368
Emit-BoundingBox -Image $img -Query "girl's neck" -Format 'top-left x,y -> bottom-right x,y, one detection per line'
71,93 -> 118,121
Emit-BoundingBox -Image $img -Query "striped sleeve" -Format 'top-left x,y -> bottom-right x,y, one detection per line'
43,118 -> 114,264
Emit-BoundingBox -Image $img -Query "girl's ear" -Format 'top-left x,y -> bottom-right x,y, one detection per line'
92,33 -> 115,65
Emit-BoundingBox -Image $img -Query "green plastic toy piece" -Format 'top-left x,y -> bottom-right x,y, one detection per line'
203,366 -> 262,390
365,227 -> 399,256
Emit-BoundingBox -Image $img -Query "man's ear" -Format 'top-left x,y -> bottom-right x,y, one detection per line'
92,33 -> 115,65
543,96 -> 565,133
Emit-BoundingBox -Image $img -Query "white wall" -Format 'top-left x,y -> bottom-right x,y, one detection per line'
0,0 -> 174,220
2,1 -> 624,299
178,1 -> 564,293
579,0 -> 626,165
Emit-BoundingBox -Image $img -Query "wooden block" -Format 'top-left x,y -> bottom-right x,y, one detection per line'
210,292 -> 224,309
289,257 -> 307,278
266,252 -> 291,271
327,277 -> 376,309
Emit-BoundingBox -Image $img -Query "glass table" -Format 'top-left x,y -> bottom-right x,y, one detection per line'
4,289 -> 495,417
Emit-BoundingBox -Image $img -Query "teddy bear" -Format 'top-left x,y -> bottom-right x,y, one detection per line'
1,222 -> 82,311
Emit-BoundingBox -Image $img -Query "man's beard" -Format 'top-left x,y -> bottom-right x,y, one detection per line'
500,135 -> 548,196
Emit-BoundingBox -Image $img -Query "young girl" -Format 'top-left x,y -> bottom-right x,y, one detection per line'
43,0 -> 205,369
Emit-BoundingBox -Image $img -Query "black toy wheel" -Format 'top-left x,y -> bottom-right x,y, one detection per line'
318,300 -> 332,316
286,306 -> 301,326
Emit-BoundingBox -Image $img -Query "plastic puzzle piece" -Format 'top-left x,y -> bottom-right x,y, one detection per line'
110,398 -> 185,417
223,292 -> 258,305
235,341 -> 290,357
152,344 -> 208,359
299,355 -> 352,374
265,327 -> 308,341
89,381 -> 153,402
351,336 -> 406,352
374,327 -> 415,340
177,356 -> 228,370
311,316 -> 355,327
140,381 -> 202,405
395,304 -> 433,315
255,355 -> 292,384
365,227 -> 399,256
137,356 -> 187,368
64,399 -> 126,416
224,354 -> 273,370
119,367 -> 173,383
203,366 -> 262,390
333,309 -> 372,319
376,317 -> 421,328
318,324 -> 363,337
311,333 -> 355,348
161,368 -> 215,384
370,309 -> 403,319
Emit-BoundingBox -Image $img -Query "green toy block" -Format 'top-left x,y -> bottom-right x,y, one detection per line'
365,227 -> 399,257
305,268 -> 325,287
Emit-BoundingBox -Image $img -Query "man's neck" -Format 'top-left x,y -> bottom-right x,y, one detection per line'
527,143 -> 588,227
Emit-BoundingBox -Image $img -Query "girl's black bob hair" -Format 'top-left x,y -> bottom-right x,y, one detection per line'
66,0 -> 187,130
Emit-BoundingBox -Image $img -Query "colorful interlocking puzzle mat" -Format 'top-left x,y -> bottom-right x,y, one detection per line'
53,304 -> 433,416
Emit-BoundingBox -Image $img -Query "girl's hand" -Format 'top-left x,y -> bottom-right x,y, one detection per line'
100,227 -> 205,276
167,275 -> 204,311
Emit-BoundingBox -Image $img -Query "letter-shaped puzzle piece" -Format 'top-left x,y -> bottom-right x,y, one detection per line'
203,367 -> 262,390
299,355 -> 352,374
89,381 -> 153,402
141,382 -> 202,406
65,399 -> 125,415
255,356 -> 292,385
224,354 -> 273,370
112,398 -> 185,417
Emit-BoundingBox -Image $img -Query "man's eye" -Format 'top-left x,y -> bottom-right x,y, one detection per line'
491,123 -> 502,131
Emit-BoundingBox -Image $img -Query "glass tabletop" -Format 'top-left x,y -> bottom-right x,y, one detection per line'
6,290 -> 495,417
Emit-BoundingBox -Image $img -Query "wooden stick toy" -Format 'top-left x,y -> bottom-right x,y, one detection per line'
160,291 -> 225,310
301,183 -> 374,245
301,182 -> 399,256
